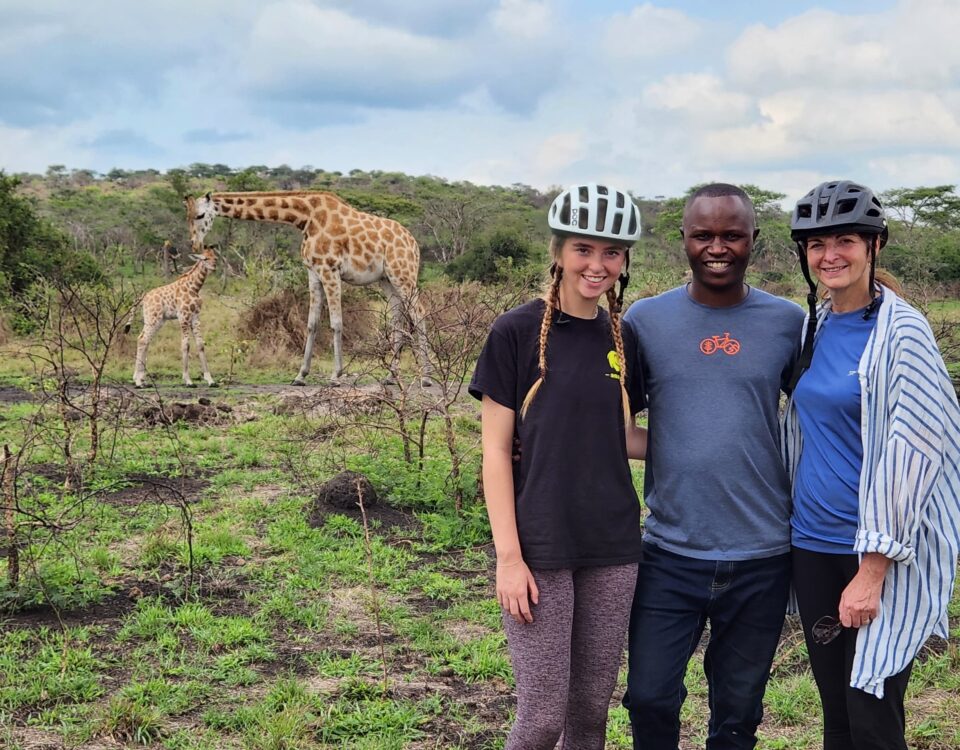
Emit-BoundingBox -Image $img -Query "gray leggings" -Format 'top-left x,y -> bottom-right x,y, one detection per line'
503,563 -> 639,750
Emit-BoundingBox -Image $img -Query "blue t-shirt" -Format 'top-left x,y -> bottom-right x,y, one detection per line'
792,305 -> 878,553
623,286 -> 804,560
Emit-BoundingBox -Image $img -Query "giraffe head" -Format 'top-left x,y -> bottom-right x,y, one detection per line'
185,193 -> 216,251
189,246 -> 218,272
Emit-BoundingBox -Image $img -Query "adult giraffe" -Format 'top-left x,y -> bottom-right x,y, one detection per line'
185,191 -> 432,386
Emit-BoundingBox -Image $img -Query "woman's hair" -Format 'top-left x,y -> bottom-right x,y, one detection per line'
519,235 -> 632,427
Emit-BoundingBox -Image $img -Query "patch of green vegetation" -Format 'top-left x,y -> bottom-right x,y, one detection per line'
430,633 -> 511,683
0,626 -> 106,712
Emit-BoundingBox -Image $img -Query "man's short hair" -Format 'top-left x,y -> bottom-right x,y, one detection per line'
684,183 -> 756,224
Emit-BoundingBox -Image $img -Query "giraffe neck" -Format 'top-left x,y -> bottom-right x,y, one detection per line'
181,262 -> 210,295
211,192 -> 313,230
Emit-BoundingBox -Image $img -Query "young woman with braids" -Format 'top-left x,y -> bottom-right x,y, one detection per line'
469,183 -> 647,749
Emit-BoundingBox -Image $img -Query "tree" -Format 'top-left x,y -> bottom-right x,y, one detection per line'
881,186 -> 960,233
0,172 -> 102,330
166,168 -> 191,199
226,168 -> 271,192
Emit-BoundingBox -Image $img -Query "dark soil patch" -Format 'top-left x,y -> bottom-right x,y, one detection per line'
4,588 -> 136,631
0,384 -> 33,403
98,475 -> 210,506
307,499 -> 424,537
137,398 -> 236,426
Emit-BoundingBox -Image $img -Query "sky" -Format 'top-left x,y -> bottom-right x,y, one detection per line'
1,0 -> 957,204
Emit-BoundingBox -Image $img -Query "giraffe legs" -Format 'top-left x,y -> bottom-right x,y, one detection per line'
179,320 -> 196,387
294,268 -> 327,385
383,280 -> 433,388
378,279 -> 404,384
321,269 -> 345,382
190,315 -> 216,387
409,290 -> 433,387
133,317 -> 164,388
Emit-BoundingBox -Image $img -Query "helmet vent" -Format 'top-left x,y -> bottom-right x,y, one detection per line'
579,186 -> 589,203
559,194 -> 571,224
596,185 -> 608,196
628,212 -> 638,236
616,192 -> 625,208
578,208 -> 589,230
612,212 -> 623,235
596,199 -> 608,232
836,199 -> 857,215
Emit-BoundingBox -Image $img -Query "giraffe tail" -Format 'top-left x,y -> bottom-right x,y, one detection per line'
123,306 -> 136,334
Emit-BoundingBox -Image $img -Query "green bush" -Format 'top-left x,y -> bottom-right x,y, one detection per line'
445,230 -> 532,283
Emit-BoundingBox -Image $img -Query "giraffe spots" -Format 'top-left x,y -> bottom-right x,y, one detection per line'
222,197 -> 236,205
252,207 -> 265,220
267,209 -> 280,220
280,198 -> 290,209
318,210 -> 328,225
283,212 -> 300,224
308,196 -> 322,208
328,218 -> 346,238
306,222 -> 321,237
291,198 -> 309,214
295,218 -> 308,231
383,228 -> 395,241
263,197 -> 277,207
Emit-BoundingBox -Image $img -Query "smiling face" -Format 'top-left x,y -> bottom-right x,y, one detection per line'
682,195 -> 757,306
805,233 -> 874,308
556,236 -> 628,315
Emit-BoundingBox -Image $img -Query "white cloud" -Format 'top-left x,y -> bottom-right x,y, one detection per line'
533,132 -> 584,177
244,3 -> 463,92
491,0 -> 552,40
699,88 -> 960,164
603,3 -> 704,60
866,153 -> 960,188
727,1 -> 960,93
644,74 -> 755,127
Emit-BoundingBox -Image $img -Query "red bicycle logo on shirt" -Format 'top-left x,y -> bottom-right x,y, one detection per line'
700,332 -> 741,356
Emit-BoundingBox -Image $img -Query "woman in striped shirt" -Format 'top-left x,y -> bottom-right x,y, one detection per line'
783,180 -> 960,750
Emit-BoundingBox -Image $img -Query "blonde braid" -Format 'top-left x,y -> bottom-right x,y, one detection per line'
606,287 -> 632,427
520,272 -> 561,419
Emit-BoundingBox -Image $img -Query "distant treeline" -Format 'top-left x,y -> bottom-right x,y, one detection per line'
3,165 -> 960,321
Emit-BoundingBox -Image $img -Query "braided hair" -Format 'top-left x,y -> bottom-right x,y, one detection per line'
519,236 -> 632,425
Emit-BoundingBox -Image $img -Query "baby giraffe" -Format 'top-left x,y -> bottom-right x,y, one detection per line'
129,247 -> 218,388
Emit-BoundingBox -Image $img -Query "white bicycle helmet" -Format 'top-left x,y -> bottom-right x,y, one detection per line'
548,183 -> 641,243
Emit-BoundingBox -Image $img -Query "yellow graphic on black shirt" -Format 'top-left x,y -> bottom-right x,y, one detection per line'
606,350 -> 622,380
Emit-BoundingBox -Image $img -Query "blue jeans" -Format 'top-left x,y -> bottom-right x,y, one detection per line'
622,542 -> 790,750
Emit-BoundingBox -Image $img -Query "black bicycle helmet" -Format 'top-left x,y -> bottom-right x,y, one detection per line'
787,180 -> 889,392
791,180 -> 888,247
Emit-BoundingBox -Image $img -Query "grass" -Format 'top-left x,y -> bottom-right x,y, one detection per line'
0,286 -> 958,748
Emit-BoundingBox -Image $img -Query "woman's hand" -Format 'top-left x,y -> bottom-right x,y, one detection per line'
838,553 -> 891,628
496,560 -> 539,624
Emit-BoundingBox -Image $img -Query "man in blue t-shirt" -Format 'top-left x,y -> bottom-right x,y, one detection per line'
621,184 -> 804,750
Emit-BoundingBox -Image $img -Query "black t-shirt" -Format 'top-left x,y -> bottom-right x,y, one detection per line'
469,299 -> 645,569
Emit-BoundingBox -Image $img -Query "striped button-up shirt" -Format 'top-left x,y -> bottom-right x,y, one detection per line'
782,286 -> 960,698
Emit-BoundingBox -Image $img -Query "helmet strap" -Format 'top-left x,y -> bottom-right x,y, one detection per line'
863,238 -> 881,320
786,240 -> 820,393
614,272 -> 630,313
